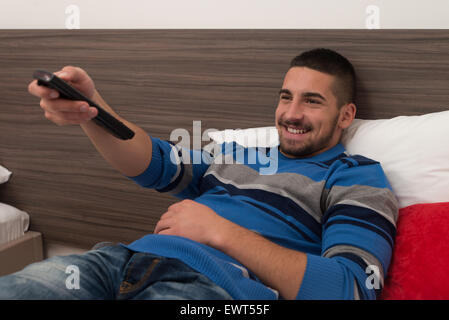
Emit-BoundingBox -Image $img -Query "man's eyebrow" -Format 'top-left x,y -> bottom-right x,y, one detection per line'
278,89 -> 327,102
302,92 -> 327,102
278,89 -> 292,96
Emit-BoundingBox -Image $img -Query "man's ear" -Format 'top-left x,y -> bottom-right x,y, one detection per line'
338,103 -> 357,130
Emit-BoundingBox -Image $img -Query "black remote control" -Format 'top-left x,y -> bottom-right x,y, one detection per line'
33,70 -> 135,140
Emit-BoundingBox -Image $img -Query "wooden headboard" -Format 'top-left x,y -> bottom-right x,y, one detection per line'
0,30 -> 448,251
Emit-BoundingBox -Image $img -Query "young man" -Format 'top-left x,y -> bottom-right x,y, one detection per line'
1,48 -> 397,300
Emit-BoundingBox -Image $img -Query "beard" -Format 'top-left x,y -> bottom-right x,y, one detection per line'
277,114 -> 339,158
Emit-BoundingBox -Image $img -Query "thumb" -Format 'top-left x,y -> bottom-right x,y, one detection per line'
53,66 -> 95,99
54,66 -> 84,83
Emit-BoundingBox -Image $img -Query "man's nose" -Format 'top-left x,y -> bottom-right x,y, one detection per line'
285,101 -> 306,120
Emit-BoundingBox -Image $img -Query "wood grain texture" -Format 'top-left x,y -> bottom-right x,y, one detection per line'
0,30 -> 448,250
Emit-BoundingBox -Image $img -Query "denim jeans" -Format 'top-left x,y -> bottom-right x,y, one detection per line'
0,244 -> 233,300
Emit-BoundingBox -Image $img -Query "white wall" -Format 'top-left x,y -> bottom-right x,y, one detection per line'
0,0 -> 448,29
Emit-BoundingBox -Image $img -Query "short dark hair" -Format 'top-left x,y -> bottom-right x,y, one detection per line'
290,48 -> 356,107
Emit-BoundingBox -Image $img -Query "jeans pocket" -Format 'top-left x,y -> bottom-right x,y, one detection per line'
119,253 -> 162,295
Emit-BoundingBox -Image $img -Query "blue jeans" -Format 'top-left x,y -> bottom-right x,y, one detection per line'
0,244 -> 233,300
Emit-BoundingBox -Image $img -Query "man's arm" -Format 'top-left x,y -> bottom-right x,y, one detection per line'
28,66 -> 152,178
154,199 -> 307,300
80,90 -> 152,177
212,215 -> 308,300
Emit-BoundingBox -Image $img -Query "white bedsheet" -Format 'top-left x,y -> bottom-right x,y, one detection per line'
0,203 -> 29,246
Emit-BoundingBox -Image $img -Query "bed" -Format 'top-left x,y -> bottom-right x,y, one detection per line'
0,30 -> 448,299
0,164 -> 43,276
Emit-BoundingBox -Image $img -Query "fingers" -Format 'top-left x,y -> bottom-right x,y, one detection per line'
40,97 -> 83,113
28,66 -> 98,126
154,200 -> 193,234
28,79 -> 59,100
154,205 -> 180,234
44,107 -> 97,126
27,66 -> 83,98
154,216 -> 174,234
42,99 -> 98,125
28,65 -> 94,100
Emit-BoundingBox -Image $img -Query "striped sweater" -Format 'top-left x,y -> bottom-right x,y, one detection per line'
124,137 -> 398,300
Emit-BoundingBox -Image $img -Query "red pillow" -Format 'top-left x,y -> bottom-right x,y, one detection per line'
380,202 -> 449,300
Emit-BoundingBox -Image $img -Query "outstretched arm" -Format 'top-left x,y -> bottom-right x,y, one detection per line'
28,66 -> 153,177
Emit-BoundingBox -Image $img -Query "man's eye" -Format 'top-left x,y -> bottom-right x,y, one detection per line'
306,99 -> 320,104
280,95 -> 291,100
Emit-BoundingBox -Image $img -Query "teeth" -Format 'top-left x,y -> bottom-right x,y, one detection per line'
287,127 -> 308,134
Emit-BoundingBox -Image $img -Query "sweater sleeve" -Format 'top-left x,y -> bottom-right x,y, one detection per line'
296,155 -> 399,300
126,137 -> 216,199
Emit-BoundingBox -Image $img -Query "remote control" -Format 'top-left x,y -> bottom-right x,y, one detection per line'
33,70 -> 135,140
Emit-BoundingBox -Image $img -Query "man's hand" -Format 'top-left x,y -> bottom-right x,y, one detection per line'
154,199 -> 228,246
28,66 -> 98,126
155,199 -> 307,300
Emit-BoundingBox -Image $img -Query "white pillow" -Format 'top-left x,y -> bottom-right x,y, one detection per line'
0,202 -> 30,245
0,165 -> 12,184
207,110 -> 449,208
341,111 -> 449,208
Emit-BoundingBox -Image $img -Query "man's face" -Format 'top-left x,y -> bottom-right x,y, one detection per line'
275,66 -> 350,158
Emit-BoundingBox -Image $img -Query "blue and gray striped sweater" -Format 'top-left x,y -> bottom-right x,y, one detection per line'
124,137 -> 398,300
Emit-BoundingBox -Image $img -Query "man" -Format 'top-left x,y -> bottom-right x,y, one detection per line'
1,48 -> 397,300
